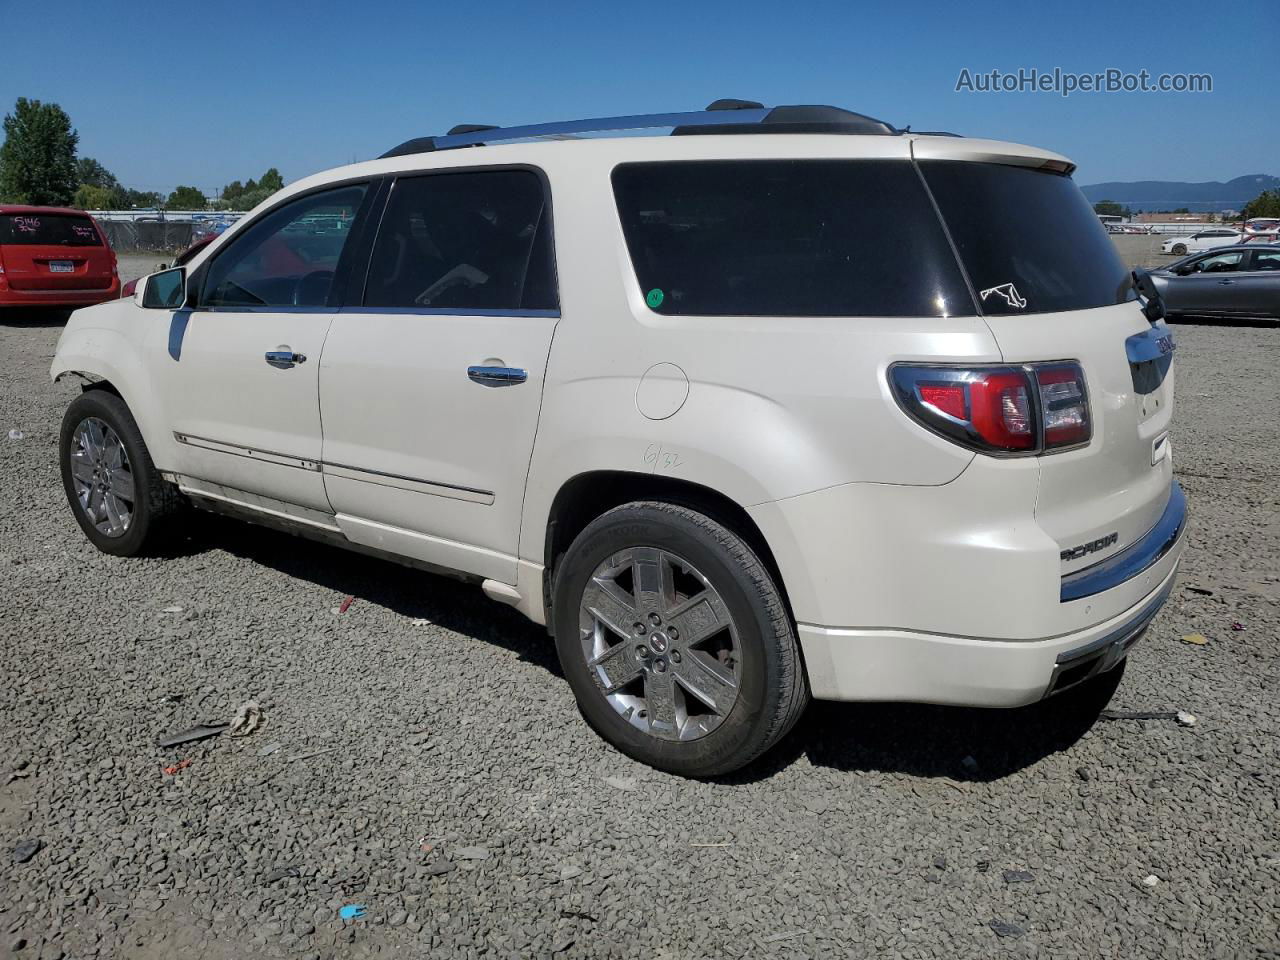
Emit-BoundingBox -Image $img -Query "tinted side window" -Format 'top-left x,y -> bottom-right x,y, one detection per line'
364,170 -> 557,312
921,161 -> 1134,315
1250,250 -> 1280,271
611,160 -> 972,317
202,184 -> 367,308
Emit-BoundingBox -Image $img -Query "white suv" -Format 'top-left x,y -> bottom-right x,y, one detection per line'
51,102 -> 1185,776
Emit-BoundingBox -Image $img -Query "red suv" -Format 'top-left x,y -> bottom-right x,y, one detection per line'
0,206 -> 120,309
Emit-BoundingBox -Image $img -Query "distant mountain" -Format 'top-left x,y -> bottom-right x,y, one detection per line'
1080,174 -> 1279,212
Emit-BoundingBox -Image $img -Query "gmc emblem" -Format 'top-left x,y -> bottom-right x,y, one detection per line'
1061,531 -> 1118,562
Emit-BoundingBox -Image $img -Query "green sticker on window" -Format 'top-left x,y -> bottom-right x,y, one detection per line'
645,288 -> 665,309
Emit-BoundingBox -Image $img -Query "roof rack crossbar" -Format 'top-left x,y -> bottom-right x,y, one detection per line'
382,108 -> 770,158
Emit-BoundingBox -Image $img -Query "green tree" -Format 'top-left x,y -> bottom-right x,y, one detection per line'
1093,200 -> 1126,217
258,167 -> 284,193
122,188 -> 163,209
76,156 -> 119,190
73,183 -> 118,209
167,185 -> 207,209
0,97 -> 79,204
234,187 -> 272,210
1241,190 -> 1280,220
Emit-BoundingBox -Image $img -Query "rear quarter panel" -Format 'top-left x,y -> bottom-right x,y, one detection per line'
519,142 -> 1003,564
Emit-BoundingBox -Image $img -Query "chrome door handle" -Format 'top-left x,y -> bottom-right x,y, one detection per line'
1217,279 -> 1235,284
265,348 -> 307,369
468,365 -> 528,387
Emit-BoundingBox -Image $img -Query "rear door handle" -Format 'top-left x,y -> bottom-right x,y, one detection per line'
468,365 -> 527,387
1217,279 -> 1236,285
265,348 -> 307,369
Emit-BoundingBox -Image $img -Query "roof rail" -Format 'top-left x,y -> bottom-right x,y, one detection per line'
379,101 -> 903,159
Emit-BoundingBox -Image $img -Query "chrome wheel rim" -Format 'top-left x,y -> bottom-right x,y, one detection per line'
579,547 -> 741,742
69,417 -> 135,538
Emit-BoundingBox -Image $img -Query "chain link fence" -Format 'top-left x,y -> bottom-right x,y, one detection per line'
97,220 -> 196,254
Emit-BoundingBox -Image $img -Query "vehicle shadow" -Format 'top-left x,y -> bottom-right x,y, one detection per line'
178,513 -> 1118,783
0,308 -> 73,327
186,513 -> 563,678
726,667 -> 1122,785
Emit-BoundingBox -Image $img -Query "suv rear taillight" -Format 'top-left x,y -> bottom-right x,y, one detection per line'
890,362 -> 1091,455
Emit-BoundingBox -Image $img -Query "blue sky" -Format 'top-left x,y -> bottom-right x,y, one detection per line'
3,0 -> 1275,195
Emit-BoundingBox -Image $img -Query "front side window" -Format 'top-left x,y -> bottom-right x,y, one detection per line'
0,213 -> 102,246
920,161 -> 1136,315
201,184 -> 367,308
363,170 -> 557,312
1196,251 -> 1242,273
612,160 -> 972,317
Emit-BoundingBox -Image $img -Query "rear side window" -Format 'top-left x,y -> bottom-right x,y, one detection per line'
611,160 -> 972,317
0,213 -> 102,246
363,170 -> 557,312
919,161 -> 1135,315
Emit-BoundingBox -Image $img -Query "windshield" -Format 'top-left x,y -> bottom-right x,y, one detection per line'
918,161 -> 1135,315
0,213 -> 103,246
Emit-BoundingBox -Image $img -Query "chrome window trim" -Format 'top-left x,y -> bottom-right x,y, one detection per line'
344,306 -> 559,319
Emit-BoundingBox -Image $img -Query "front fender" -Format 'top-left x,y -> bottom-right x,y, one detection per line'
50,312 -> 172,468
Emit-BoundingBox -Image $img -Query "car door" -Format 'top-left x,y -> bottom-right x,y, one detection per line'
318,168 -> 559,582
1237,248 -> 1280,316
1169,249 -> 1244,315
153,181 -> 375,512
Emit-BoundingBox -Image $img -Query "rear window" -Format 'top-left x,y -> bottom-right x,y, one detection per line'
0,213 -> 102,246
611,160 -> 973,318
919,161 -> 1135,315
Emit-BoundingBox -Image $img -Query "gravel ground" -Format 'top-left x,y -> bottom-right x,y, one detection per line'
1,299 -> 1277,959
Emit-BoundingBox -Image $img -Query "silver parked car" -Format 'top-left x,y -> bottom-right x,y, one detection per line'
1149,245 -> 1280,322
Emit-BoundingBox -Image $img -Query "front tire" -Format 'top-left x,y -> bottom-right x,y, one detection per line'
1171,243 -> 1187,256
59,390 -> 182,556
552,502 -> 808,777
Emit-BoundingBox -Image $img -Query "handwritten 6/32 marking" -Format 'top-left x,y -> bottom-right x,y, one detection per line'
643,443 -> 684,472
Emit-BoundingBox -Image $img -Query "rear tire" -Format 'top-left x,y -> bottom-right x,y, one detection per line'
59,390 -> 183,556
552,501 -> 808,777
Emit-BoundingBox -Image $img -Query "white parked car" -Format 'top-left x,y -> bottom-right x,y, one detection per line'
1160,229 -> 1244,256
51,102 -> 1185,776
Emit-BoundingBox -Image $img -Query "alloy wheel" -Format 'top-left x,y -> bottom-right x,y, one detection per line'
579,546 -> 741,741
68,417 -> 135,537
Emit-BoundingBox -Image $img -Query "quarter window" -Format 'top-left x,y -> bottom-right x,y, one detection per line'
363,170 -> 557,312
201,184 -> 368,308
611,160 -> 972,318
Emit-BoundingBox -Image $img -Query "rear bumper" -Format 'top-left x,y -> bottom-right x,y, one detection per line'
0,281 -> 120,307
797,533 -> 1183,707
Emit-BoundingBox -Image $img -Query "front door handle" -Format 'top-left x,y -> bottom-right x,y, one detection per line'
1217,279 -> 1236,285
265,347 -> 307,369
468,365 -> 528,387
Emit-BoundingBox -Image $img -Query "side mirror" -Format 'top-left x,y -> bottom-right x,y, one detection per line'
137,267 -> 187,309
1131,268 -> 1165,323
1173,264 -> 1194,276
